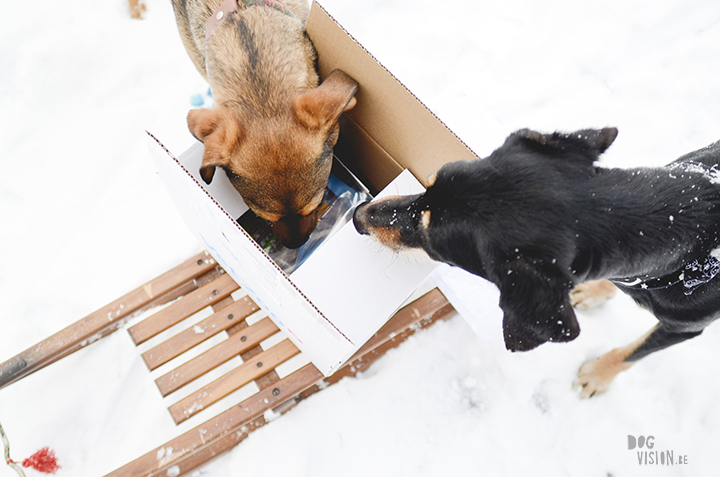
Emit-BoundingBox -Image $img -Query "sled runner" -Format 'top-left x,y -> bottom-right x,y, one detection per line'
0,251 -> 454,476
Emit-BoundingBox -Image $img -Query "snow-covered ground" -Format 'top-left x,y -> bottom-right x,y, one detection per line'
2,0 -> 720,475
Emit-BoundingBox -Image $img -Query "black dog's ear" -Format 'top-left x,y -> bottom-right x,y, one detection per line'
497,257 -> 580,352
514,129 -> 552,146
575,127 -> 618,153
514,127 -> 618,155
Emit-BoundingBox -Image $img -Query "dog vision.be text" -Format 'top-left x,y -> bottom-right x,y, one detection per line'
628,435 -> 689,466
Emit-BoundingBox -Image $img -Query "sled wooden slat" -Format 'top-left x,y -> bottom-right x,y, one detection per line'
355,287 -> 451,359
106,363 -> 324,477
141,295 -> 261,371
128,273 -> 240,345
169,339 -> 300,424
144,415 -> 268,477
0,252 -> 217,390
155,317 -> 280,396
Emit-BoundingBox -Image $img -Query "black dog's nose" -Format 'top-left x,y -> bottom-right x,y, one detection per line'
353,201 -> 370,235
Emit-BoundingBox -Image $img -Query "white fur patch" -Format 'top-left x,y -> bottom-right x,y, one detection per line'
397,246 -> 435,263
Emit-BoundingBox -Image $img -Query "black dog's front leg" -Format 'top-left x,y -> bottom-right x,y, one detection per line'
575,324 -> 704,397
628,324 -> 704,362
498,257 -> 580,352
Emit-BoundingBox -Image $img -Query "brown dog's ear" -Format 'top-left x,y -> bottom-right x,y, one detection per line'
187,107 -> 243,184
292,69 -> 358,131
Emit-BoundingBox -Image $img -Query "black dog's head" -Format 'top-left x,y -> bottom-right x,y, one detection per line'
353,127 -> 619,352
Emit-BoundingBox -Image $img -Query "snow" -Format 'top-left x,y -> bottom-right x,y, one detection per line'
2,0 -> 720,476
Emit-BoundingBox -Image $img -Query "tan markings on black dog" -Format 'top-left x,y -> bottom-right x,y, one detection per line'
171,0 -> 358,248
427,172 -> 437,187
421,210 -> 431,230
574,327 -> 654,398
570,280 -> 617,310
368,226 -> 403,250
129,0 -> 146,19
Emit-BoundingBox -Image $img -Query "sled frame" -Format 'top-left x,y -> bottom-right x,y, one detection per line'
0,251 -> 455,476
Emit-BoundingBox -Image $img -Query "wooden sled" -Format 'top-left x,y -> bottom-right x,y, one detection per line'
0,251 -> 455,476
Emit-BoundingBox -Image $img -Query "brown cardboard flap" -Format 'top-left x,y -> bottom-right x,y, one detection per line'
306,3 -> 477,190
333,115 -> 403,196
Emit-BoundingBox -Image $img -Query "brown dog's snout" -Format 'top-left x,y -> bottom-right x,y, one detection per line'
353,202 -> 371,235
271,208 -> 321,249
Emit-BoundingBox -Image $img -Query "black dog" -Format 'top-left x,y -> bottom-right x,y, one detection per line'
353,128 -> 720,397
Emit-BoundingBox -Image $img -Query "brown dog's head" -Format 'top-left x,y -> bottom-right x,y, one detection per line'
188,70 -> 358,248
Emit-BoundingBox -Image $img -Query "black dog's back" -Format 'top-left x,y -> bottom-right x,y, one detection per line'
574,149 -> 720,283
673,139 -> 720,169
427,131 -> 720,286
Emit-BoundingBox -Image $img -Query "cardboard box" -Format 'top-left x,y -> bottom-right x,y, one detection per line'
148,2 -> 477,376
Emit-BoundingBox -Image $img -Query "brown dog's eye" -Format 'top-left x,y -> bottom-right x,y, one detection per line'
325,124 -> 340,148
315,144 -> 334,167
224,168 -> 243,183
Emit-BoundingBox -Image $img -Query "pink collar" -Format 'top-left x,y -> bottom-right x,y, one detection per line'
206,0 -> 294,40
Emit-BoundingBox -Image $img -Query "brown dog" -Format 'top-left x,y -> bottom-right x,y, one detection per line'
171,0 -> 358,248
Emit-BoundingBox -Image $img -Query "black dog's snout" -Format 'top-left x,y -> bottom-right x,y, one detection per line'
353,201 -> 371,235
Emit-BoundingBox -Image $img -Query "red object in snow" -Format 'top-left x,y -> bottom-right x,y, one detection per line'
15,447 -> 60,474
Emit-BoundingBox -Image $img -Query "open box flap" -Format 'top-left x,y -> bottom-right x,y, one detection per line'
306,3 -> 479,191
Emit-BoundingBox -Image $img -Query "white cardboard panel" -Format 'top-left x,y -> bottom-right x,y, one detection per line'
290,170 -> 439,345
148,135 -> 354,375
149,137 -> 438,375
432,264 -> 503,342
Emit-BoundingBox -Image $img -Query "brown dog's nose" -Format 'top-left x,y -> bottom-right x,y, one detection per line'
353,202 -> 370,235
271,209 -> 320,249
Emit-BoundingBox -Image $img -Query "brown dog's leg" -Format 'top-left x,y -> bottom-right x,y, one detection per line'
575,323 -> 704,398
570,280 -> 617,310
